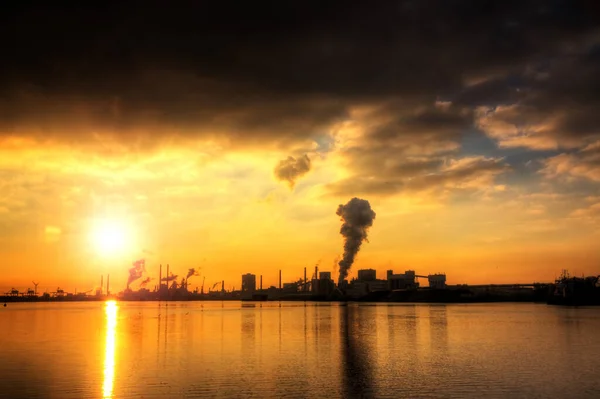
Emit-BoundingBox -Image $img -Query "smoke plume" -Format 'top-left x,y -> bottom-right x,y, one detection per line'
186,268 -> 200,279
333,254 -> 341,282
161,273 -> 178,282
127,259 -> 146,286
336,198 -> 376,287
139,277 -> 152,287
274,154 -> 311,188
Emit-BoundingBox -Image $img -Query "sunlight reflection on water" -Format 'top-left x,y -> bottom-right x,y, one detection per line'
1,302 -> 600,399
103,301 -> 117,399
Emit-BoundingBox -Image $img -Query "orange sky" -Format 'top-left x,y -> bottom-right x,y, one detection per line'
2,132 -> 599,295
2,3 -> 600,294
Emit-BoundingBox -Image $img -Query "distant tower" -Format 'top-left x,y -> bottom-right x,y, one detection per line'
241,274 -> 256,292
304,267 -> 307,292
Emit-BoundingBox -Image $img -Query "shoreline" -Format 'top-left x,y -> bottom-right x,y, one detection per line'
0,296 -> 572,306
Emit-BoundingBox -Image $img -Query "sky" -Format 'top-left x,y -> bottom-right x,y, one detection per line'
1,1 -> 600,293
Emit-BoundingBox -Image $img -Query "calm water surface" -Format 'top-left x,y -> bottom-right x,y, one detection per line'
1,301 -> 599,398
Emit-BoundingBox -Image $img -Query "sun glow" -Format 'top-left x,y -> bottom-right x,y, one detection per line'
90,219 -> 132,256
103,300 -> 118,399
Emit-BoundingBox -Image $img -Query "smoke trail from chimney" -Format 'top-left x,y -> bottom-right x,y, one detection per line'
139,277 -> 152,287
161,273 -> 178,282
186,268 -> 200,279
336,198 -> 376,287
127,259 -> 146,286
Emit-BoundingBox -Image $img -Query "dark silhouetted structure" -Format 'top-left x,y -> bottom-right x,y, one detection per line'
242,274 -> 256,292
357,269 -> 377,281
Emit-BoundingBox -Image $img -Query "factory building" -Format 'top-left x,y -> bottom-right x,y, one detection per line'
428,274 -> 447,289
387,270 -> 419,290
357,269 -> 377,281
366,280 -> 389,292
345,282 -> 368,298
386,269 -> 447,290
312,271 -> 335,296
355,268 -> 389,292
319,271 -> 331,280
345,269 -> 390,297
282,282 -> 298,294
241,273 -> 256,292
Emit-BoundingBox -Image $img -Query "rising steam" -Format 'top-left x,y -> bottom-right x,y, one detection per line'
186,268 -> 200,279
161,273 -> 178,282
127,259 -> 146,286
274,154 -> 311,188
336,198 -> 376,287
139,277 -> 152,287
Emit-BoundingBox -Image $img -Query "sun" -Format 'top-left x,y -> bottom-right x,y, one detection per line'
90,219 -> 132,256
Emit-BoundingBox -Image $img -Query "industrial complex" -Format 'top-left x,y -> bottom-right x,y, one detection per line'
4,261 -> 593,304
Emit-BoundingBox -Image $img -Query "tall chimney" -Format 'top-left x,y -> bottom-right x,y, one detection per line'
166,264 -> 170,287
107,274 -> 110,296
279,270 -> 282,289
304,267 -> 307,292
222,280 -> 224,292
260,275 -> 263,290
159,264 -> 162,291
315,265 -> 318,280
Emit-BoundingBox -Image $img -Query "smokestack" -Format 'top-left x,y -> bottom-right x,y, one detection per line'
336,198 -> 376,287
166,264 -> 169,288
107,274 -> 110,296
222,280 -> 224,292
159,264 -> 162,291
315,265 -> 318,280
279,270 -> 282,289
304,267 -> 307,292
260,275 -> 263,290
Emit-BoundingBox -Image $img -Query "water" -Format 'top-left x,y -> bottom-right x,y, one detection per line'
1,301 -> 599,399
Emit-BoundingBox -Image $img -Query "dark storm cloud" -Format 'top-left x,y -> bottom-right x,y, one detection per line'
366,101 -> 473,144
328,156 -> 509,197
0,1 -> 598,145
1,1 -> 599,198
454,77 -> 527,107
0,75 -> 347,149
326,99 -> 485,196
472,41 -> 600,149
